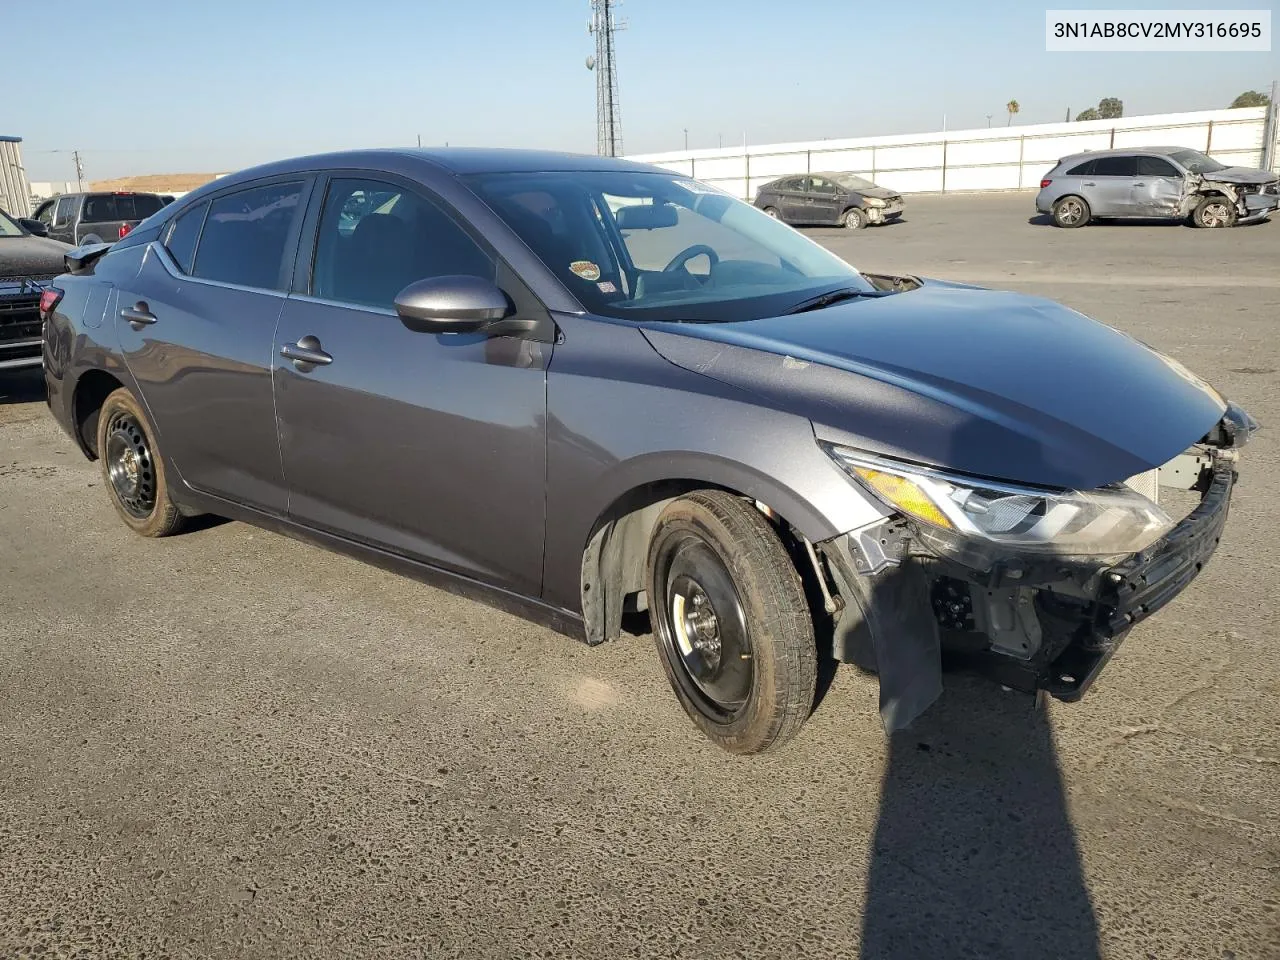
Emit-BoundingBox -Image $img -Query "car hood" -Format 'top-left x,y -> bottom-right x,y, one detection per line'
0,235 -> 73,278
639,279 -> 1227,490
855,185 -> 899,200
1201,166 -> 1278,186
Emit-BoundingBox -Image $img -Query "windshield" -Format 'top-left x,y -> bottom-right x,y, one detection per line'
834,174 -> 879,191
466,171 -> 869,322
1170,150 -> 1227,174
0,209 -> 24,237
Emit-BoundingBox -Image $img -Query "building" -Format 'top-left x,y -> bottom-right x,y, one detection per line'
1,136 -> 34,218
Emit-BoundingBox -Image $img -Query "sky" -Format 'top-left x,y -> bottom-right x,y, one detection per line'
12,0 -> 1279,182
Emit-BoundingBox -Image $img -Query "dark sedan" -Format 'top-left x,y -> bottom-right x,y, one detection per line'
754,172 -> 904,228
1,208 -> 71,372
41,149 -> 1253,754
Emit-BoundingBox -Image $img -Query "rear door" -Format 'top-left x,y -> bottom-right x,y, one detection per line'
780,177 -> 811,222
272,174 -> 550,595
1087,155 -> 1139,215
1132,155 -> 1186,217
116,177 -> 312,513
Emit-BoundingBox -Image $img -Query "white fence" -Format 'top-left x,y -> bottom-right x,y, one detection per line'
627,107 -> 1277,200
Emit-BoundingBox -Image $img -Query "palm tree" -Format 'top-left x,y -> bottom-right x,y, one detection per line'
1006,99 -> 1020,126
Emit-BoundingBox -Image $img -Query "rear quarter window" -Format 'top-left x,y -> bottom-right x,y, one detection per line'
164,201 -> 209,274
1065,159 -> 1095,176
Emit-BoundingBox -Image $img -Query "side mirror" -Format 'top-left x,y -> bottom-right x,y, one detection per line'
19,218 -> 48,237
394,275 -> 515,335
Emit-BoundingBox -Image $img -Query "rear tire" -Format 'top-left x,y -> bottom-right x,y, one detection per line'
1193,195 -> 1236,228
763,206 -> 780,220
96,387 -> 187,538
646,491 -> 817,754
841,207 -> 866,230
1052,195 -> 1090,228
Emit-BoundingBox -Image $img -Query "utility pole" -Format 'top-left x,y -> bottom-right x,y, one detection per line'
72,150 -> 84,191
986,115 -> 992,128
587,0 -> 626,157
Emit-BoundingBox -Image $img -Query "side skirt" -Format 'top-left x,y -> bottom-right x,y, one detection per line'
170,484 -> 586,642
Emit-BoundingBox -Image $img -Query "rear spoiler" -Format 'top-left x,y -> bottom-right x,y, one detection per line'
64,241 -> 114,274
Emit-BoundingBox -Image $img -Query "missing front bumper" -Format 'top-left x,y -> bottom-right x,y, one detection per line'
821,457 -> 1236,731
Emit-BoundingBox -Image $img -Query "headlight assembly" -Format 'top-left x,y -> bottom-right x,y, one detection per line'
861,197 -> 887,208
824,444 -> 1174,557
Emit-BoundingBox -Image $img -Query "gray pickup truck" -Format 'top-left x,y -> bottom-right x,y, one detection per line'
30,191 -> 171,246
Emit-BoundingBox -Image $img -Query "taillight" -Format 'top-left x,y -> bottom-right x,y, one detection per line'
118,222 -> 133,239
38,286 -> 64,319
1040,179 -> 1052,189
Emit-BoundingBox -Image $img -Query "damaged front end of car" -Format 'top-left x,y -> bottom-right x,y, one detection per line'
812,402 -> 1257,733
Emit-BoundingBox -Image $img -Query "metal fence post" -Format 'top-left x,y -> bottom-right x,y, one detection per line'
1109,127 -> 1116,148
1205,120 -> 1214,153
1018,135 -> 1025,188
941,141 -> 948,193
806,150 -> 811,173
744,151 -> 751,201
871,146 -> 877,181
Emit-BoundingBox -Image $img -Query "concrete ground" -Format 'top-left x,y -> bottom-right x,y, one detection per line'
1,192 -> 1277,959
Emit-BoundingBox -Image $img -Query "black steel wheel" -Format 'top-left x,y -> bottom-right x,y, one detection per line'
95,387 -> 187,537
647,490 -> 817,754
104,411 -> 156,520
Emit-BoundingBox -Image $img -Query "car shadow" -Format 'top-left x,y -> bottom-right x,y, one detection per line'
0,369 -> 47,405
860,678 -> 1100,959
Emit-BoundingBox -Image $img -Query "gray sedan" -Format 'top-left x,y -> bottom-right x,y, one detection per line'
1036,146 -> 1279,228
40,149 -> 1254,753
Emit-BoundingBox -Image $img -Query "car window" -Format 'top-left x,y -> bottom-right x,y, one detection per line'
1065,159 -> 1095,176
809,176 -> 837,195
468,170 -> 866,323
82,195 -> 121,223
132,194 -> 163,218
312,178 -> 494,309
53,196 -> 77,227
192,181 -> 304,291
164,201 -> 209,275
34,201 -> 55,226
1137,156 -> 1180,178
781,178 -> 803,192
1092,156 -> 1136,177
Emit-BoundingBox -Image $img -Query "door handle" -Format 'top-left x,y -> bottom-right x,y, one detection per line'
1133,181 -> 1146,186
121,301 -> 157,329
1082,181 -> 1096,186
280,334 -> 333,371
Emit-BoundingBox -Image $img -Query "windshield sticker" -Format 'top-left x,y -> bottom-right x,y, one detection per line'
569,260 -> 602,281
674,178 -> 727,196
597,280 -> 617,293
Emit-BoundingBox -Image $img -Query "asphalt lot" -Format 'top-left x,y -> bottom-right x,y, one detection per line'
2,191 -> 1277,959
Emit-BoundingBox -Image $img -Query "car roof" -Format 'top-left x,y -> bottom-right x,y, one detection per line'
205,147 -> 664,186
1058,145 -> 1191,164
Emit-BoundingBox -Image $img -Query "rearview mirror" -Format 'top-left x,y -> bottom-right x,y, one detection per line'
19,218 -> 48,237
395,276 -> 512,334
615,203 -> 678,230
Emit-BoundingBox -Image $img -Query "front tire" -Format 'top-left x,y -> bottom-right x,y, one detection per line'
762,206 -> 780,220
1052,195 -> 1090,228
96,387 -> 187,537
841,207 -> 866,230
646,491 -> 817,754
1193,195 -> 1236,228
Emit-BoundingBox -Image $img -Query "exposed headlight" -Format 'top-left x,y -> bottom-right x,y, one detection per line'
861,197 -> 887,208
824,445 -> 1174,556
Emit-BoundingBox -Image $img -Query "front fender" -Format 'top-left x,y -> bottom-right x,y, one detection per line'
542,315 -> 887,613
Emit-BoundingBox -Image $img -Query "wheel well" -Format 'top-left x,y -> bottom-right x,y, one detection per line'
579,480 -> 814,646
73,370 -> 125,458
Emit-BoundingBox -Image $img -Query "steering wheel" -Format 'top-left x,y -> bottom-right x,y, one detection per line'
663,244 -> 719,274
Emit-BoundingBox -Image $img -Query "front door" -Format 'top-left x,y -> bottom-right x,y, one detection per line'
1132,155 -> 1187,218
807,175 -> 843,224
116,178 -> 311,514
273,176 -> 550,596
